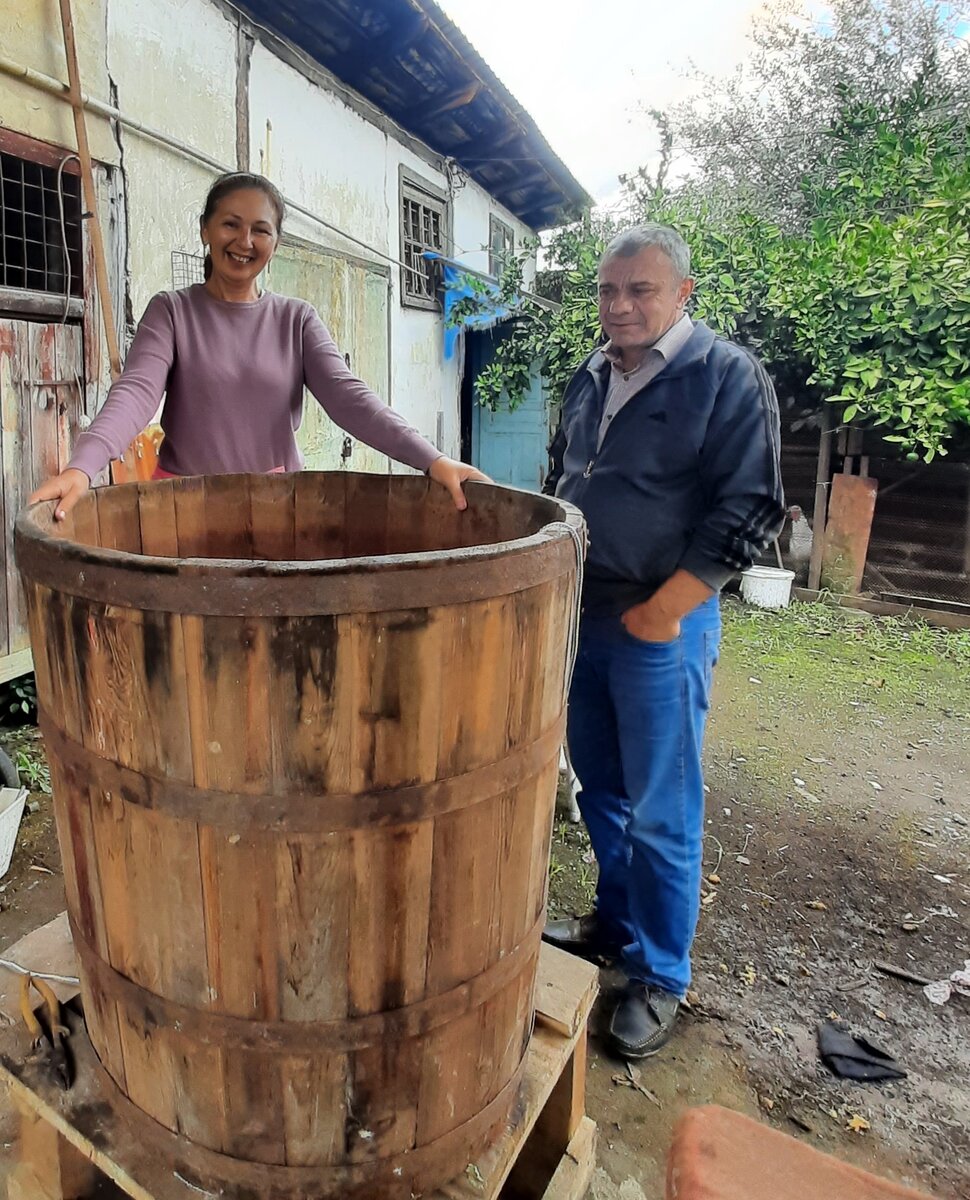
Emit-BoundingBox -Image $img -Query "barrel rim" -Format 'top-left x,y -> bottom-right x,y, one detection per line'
16,476 -> 585,615
16,474 -> 584,578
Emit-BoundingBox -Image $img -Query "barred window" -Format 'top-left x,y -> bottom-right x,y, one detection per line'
400,179 -> 445,310
488,214 -> 514,278
1,149 -> 82,299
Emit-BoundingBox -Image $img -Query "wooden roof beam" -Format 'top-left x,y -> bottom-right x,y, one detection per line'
410,79 -> 483,124
490,178 -> 555,212
457,125 -> 522,159
501,166 -> 549,190
340,11 -> 431,76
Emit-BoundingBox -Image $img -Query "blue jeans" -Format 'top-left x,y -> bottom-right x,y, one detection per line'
567,596 -> 721,997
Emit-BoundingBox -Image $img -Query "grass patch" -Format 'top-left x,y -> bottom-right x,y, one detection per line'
709,596 -> 970,808
724,597 -> 970,666
548,812 -> 597,918
14,746 -> 51,794
720,596 -> 970,718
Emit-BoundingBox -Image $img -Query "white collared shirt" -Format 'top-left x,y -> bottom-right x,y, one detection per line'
596,314 -> 694,449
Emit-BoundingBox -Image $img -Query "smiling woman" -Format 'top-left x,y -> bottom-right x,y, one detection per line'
28,172 -> 487,517
199,172 -> 283,299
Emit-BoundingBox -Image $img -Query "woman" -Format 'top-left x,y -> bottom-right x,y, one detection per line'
31,172 -> 485,518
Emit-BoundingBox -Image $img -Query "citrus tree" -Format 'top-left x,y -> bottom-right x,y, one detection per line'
461,0 -> 970,461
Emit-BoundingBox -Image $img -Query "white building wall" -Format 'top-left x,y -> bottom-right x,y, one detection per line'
0,0 -> 117,164
384,153 -> 535,458
246,40 -> 538,461
453,180 -> 537,289
107,0 -> 239,319
247,45 -> 391,263
385,148 -> 454,454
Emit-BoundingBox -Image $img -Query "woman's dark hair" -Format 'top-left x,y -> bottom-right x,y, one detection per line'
200,172 -> 285,279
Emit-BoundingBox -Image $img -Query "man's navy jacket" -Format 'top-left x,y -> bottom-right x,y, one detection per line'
545,320 -> 786,616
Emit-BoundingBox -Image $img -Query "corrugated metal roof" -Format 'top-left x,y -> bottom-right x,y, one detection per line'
235,0 -> 592,229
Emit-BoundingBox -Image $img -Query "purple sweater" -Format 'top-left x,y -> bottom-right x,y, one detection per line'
68,285 -> 442,480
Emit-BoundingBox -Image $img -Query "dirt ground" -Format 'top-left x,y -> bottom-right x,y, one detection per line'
1,596 -> 968,1197
551,597 -> 970,1200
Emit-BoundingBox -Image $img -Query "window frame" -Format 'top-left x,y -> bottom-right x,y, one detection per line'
0,128 -> 84,318
398,167 -> 449,312
488,213 -> 515,279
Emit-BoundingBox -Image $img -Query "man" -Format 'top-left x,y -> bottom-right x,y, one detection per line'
543,224 -> 784,1059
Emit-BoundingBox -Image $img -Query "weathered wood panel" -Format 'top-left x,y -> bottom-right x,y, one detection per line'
0,321 -> 28,657
1,319 -> 84,675
820,472 -> 879,594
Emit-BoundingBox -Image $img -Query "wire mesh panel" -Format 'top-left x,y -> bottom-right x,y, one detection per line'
774,404 -> 970,609
754,410 -> 821,585
0,151 -> 82,296
863,457 -> 970,608
171,250 -> 205,289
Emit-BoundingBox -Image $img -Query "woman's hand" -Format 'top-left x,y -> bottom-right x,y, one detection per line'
29,468 -> 91,521
428,457 -> 490,510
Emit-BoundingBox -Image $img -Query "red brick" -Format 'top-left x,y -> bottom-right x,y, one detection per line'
666,1105 -> 937,1200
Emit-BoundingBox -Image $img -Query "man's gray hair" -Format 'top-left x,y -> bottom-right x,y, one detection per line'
601,224 -> 691,281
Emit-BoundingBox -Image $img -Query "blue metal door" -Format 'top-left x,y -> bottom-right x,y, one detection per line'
468,331 -> 550,492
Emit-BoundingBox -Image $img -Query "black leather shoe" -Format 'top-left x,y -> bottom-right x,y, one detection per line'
541,913 -> 621,962
608,981 -> 680,1059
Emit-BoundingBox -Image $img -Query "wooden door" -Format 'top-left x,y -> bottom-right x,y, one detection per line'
467,329 -> 550,493
0,320 -> 84,681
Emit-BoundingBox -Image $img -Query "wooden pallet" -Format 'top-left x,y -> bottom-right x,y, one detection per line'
1,923 -> 597,1200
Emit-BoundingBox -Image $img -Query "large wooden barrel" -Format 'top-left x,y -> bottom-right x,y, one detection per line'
16,472 -> 584,1198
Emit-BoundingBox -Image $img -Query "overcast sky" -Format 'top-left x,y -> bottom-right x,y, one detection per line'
435,0 -> 790,205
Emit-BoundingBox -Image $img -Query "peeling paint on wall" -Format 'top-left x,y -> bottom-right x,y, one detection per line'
106,0 -> 238,315
266,241 -> 391,473
0,0 -> 118,162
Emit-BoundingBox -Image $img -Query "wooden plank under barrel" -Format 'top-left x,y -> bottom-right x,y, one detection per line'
15,472 -> 585,1199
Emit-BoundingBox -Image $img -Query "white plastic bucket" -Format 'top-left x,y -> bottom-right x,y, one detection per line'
740,565 -> 795,609
0,787 -> 27,879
